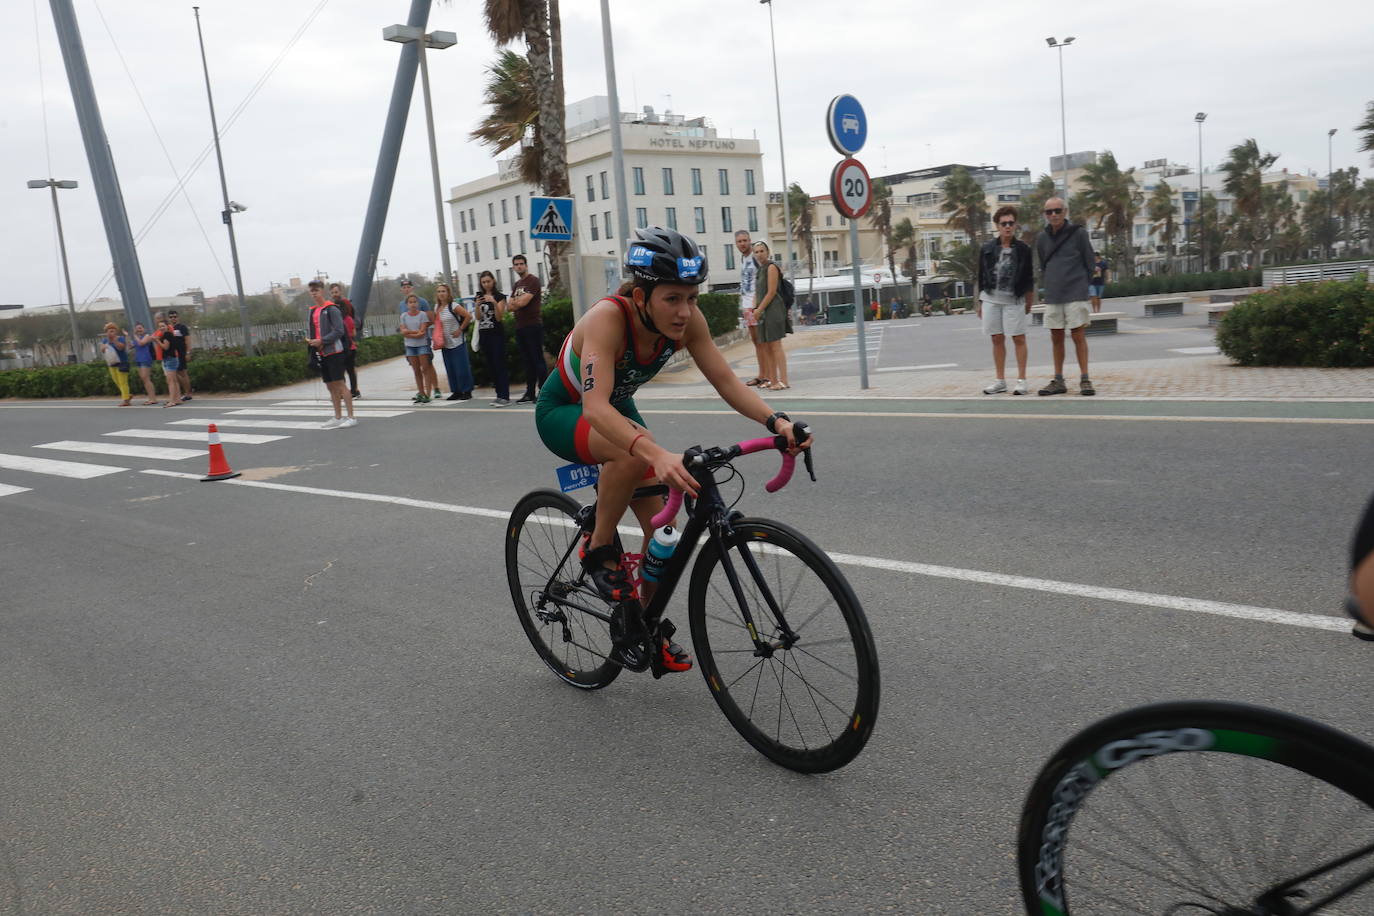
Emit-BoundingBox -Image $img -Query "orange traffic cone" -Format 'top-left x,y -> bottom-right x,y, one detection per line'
201,423 -> 241,482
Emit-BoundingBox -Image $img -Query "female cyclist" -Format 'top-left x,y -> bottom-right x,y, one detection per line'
534,227 -> 810,671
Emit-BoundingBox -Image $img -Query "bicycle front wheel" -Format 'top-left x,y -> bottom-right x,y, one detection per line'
688,518 -> 879,773
506,489 -> 620,690
1017,701 -> 1374,916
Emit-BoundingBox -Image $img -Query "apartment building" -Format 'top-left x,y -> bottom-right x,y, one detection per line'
448,97 -> 765,297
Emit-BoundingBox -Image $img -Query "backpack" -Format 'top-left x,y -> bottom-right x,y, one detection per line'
778,272 -> 796,309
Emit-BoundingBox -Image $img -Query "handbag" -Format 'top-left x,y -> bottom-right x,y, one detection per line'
468,304 -> 481,353
102,343 -> 120,366
432,319 -> 446,350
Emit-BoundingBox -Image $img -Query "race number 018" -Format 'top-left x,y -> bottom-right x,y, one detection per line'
830,157 -> 872,219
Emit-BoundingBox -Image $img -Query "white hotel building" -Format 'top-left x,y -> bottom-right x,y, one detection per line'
448,97 -> 765,298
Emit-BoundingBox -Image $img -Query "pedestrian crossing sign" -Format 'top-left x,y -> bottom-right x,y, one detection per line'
530,196 -> 574,241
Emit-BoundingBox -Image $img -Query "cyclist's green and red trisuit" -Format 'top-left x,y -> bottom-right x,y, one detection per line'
535,295 -> 677,464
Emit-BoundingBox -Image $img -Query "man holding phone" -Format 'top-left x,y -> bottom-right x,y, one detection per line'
166,309 -> 193,401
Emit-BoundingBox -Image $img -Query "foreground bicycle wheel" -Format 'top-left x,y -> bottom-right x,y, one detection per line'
688,518 -> 879,773
506,489 -> 621,689
1017,701 -> 1374,915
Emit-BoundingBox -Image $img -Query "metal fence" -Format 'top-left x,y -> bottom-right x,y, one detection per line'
1262,261 -> 1373,288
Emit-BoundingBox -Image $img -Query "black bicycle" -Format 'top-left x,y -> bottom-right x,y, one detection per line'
505,429 -> 880,773
1017,700 -> 1374,915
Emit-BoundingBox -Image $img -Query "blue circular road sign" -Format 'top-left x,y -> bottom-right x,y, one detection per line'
827,95 -> 867,156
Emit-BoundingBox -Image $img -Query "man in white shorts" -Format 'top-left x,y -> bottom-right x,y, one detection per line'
977,205 -> 1035,394
1034,197 -> 1096,396
735,229 -> 767,386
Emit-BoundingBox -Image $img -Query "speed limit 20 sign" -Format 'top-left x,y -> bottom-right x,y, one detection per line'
830,157 -> 872,219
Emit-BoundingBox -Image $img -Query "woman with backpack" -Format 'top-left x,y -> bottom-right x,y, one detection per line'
433,282 -> 474,400
750,241 -> 790,390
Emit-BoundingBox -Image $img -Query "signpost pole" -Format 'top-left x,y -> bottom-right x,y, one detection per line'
850,219 -> 868,389
570,227 -> 585,319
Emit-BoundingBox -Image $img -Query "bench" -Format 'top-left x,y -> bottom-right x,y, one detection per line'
950,307 -> 968,315
1141,297 -> 1185,318
1206,303 -> 1236,327
1029,306 -> 1125,334
1209,292 -> 1249,303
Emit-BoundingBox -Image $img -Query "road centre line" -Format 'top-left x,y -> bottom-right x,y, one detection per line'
141,469 -> 1349,635
633,408 -> 1374,425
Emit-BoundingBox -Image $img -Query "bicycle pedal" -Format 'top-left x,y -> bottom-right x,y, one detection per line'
609,601 -> 651,672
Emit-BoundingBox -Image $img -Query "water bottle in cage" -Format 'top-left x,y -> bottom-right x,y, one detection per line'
641,525 -> 681,583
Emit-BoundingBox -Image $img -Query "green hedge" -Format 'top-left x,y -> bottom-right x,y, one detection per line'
0,334 -> 407,399
1105,269 -> 1260,299
1215,275 -> 1374,367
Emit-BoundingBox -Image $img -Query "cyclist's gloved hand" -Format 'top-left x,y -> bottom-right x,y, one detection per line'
649,446 -> 700,498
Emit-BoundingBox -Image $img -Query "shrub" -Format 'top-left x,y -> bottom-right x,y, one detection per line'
1215,275 -> 1374,367
1105,268 -> 1260,299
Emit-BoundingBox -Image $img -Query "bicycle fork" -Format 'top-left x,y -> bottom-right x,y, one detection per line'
709,521 -> 799,657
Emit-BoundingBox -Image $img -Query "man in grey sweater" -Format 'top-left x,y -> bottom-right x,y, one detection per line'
1034,197 -> 1096,395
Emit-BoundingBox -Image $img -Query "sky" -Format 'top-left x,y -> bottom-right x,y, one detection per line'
3,0 -> 1370,310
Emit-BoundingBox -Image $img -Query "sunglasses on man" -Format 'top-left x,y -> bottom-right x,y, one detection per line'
998,220 -> 1016,227
1044,208 -> 1064,215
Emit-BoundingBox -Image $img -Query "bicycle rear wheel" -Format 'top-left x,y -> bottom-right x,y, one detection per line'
506,489 -> 620,689
687,518 -> 879,773
1017,701 -> 1374,915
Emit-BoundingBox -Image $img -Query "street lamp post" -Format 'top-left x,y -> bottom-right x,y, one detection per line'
1327,127 -> 1337,260
193,7 -> 256,356
760,0 -> 794,276
1194,112 -> 1207,273
384,25 -> 458,284
26,178 -> 82,363
1045,37 -> 1076,197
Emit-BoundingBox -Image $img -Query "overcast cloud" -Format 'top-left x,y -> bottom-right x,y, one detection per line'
3,0 -> 1369,309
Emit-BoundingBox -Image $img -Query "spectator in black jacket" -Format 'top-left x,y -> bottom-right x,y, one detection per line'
1034,197 -> 1097,395
976,205 -> 1035,395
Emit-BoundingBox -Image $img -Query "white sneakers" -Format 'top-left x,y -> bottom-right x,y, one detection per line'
321,417 -> 358,430
983,379 -> 1029,395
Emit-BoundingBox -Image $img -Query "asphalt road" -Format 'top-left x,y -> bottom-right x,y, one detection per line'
2,395 -> 1372,914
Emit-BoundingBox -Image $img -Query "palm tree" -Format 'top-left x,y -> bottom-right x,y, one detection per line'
1331,167 -> 1361,252
1302,190 -> 1336,257
478,0 -> 569,291
1357,101 -> 1374,167
1018,175 -> 1058,246
1220,138 -> 1279,267
787,182 -> 816,296
890,217 -> 918,282
1075,151 -> 1142,274
469,51 -> 541,187
939,241 -> 980,296
1146,180 -> 1178,272
939,166 -> 989,245
1358,178 -> 1374,254
866,178 -> 898,282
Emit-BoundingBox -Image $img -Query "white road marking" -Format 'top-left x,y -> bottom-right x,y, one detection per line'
170,417 -> 340,430
0,483 -> 33,497
104,429 -> 288,445
272,399 -> 450,408
0,453 -> 127,479
1170,346 -> 1220,355
142,469 -> 1351,635
633,408 -> 1374,426
225,408 -> 411,418
877,363 -> 960,372
37,440 -> 204,461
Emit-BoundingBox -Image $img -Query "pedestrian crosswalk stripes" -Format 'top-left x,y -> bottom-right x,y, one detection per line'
37,440 -> 204,461
104,428 -> 288,445
169,418 -> 334,431
272,399 -> 450,408
0,453 -> 127,479
0,483 -> 33,498
226,408 -> 411,418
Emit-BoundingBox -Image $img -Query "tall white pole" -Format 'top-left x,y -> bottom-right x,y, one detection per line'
415,37 -> 453,283
46,183 -> 82,362
763,1 -> 794,275
1056,45 -> 1068,197
600,0 -> 630,265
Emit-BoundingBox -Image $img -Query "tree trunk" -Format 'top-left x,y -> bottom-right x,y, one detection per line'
524,0 -> 569,295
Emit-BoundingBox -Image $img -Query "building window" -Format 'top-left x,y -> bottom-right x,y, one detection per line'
504,233 -> 512,258
747,206 -> 758,232
473,239 -> 480,260
534,239 -> 542,253
662,167 -> 675,195
467,274 -> 474,295
509,268 -> 517,289
518,230 -> 525,254
590,214 -> 600,241
515,195 -> 523,220
469,208 -> 476,229
691,168 -> 702,195
635,207 -> 648,229
492,236 -> 498,260
460,210 -> 467,233
501,199 -> 509,223
718,169 -> 729,195
666,206 -> 677,230
825,215 -> 833,226
604,211 -> 612,241
724,243 -> 736,271
488,202 -> 495,226
586,174 -> 596,202
745,169 -> 756,195
632,167 -> 645,195
599,170 -> 609,199
694,207 -> 706,233
721,206 -> 733,232
463,242 -> 470,264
